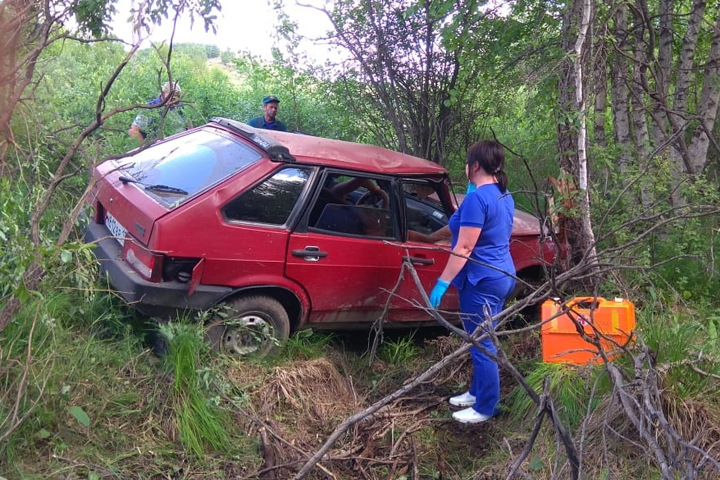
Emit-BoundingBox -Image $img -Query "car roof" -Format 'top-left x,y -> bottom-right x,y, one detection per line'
213,121 -> 448,176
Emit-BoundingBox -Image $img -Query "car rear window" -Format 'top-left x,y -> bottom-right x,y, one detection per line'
119,129 -> 263,207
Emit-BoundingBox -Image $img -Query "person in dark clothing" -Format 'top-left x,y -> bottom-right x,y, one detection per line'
247,95 -> 287,131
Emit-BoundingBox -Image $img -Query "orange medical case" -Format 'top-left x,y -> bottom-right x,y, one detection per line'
541,297 -> 635,364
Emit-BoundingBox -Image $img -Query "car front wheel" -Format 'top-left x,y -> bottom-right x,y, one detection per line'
206,295 -> 290,358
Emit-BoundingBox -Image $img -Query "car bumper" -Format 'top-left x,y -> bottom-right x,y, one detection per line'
85,222 -> 232,311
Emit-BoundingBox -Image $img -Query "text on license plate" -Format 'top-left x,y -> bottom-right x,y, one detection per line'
105,212 -> 127,246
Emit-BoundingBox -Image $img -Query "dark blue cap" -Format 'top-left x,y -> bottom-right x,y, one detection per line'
262,95 -> 280,105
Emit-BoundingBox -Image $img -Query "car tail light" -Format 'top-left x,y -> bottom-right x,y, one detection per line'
123,241 -> 164,282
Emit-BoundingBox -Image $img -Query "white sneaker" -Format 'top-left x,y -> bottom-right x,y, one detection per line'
448,391 -> 476,407
452,407 -> 491,424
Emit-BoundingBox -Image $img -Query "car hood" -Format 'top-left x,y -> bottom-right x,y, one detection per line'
451,192 -> 544,236
513,209 -> 544,236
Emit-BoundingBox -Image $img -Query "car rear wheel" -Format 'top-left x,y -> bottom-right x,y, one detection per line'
206,295 -> 290,358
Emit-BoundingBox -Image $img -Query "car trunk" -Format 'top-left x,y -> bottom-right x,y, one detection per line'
92,160 -> 170,248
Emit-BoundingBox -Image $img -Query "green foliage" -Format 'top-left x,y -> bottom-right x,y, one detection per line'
505,362 -> 611,430
378,332 -> 421,366
205,44 -> 220,58
640,308 -> 720,400
281,329 -> 335,360
0,178 -> 36,299
160,322 -> 232,458
71,0 -> 119,38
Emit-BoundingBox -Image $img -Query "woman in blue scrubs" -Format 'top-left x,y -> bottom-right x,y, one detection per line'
429,140 -> 515,424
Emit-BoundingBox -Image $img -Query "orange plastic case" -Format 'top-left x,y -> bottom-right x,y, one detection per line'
541,297 -> 635,364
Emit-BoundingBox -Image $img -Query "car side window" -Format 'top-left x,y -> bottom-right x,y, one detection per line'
402,180 -> 450,236
308,173 -> 393,238
223,166 -> 312,225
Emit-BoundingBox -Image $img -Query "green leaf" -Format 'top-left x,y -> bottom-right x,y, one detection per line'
68,406 -> 90,427
36,429 -> 51,439
60,250 -> 72,263
708,319 -> 717,341
528,456 -> 544,471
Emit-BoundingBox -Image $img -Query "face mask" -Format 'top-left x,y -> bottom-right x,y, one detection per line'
466,182 -> 476,194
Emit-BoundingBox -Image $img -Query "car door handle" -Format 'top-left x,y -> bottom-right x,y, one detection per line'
403,255 -> 435,266
292,246 -> 328,262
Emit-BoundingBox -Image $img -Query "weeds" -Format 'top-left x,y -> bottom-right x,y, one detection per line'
505,361 -> 609,430
378,331 -> 420,366
160,322 -> 233,459
280,328 -> 334,360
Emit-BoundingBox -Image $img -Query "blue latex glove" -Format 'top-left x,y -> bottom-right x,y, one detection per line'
430,278 -> 450,308
466,181 -> 476,194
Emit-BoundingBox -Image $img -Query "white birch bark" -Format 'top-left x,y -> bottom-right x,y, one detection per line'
668,0 -> 707,203
686,14 -> 720,174
610,4 -> 632,178
574,0 -> 597,264
649,0 -> 673,159
630,4 -> 654,209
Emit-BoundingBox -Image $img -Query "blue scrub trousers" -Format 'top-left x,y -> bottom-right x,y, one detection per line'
458,275 -> 515,416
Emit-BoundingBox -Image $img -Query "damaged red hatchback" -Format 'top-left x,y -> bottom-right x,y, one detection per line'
85,118 -> 557,356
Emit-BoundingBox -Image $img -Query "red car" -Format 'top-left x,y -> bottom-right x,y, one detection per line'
85,118 -> 557,356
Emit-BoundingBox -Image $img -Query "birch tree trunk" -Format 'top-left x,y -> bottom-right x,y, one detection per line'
592,32 -> 608,148
574,0 -> 597,270
630,1 -> 654,208
610,4 -> 632,181
557,0 -> 598,277
650,0 -> 673,147
667,0 -> 707,204
686,14 -> 720,174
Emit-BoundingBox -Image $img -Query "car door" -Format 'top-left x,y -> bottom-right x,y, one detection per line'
285,170 -> 406,325
386,178 -> 459,322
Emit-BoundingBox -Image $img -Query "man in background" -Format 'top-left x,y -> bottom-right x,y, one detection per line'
248,95 -> 287,131
129,81 -> 190,142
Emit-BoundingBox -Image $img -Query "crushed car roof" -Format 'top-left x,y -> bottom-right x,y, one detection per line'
211,118 -> 448,176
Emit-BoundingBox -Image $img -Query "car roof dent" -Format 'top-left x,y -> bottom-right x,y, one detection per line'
210,117 -> 446,176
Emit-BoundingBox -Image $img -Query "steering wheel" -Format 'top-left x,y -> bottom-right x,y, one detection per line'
356,189 -> 389,209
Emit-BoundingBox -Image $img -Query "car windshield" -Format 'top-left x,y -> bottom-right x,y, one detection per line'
117,129 -> 263,207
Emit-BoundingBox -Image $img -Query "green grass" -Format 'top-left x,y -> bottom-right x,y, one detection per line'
280,328 -> 335,360
160,322 -> 233,459
377,331 -> 420,366
505,361 -> 610,431
2,282 -> 719,478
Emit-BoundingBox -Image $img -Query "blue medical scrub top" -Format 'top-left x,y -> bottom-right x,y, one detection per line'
448,183 -> 515,289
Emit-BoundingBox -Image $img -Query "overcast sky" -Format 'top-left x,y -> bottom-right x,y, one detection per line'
110,0 -> 334,63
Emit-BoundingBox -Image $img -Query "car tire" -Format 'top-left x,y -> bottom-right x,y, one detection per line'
206,295 -> 290,358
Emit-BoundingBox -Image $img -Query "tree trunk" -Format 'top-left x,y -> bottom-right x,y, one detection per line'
630,1 -> 654,208
668,0 -> 707,204
648,0 -> 672,175
610,4 -> 632,181
592,31 -> 607,148
686,14 -> 720,174
557,0 -> 597,276
574,0 -> 597,272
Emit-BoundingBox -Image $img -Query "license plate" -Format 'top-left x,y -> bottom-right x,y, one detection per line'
105,212 -> 127,246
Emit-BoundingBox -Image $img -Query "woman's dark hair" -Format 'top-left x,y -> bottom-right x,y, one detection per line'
467,140 -> 507,193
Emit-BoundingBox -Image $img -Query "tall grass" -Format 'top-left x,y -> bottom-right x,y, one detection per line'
160,322 -> 232,458
280,328 -> 335,360
505,361 -> 610,430
378,331 -> 420,365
